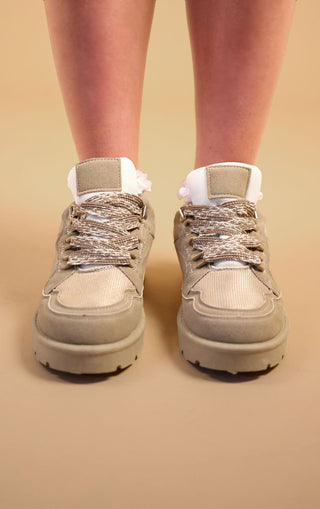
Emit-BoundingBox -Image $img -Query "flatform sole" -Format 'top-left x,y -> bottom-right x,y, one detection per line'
177,309 -> 288,374
32,313 -> 145,375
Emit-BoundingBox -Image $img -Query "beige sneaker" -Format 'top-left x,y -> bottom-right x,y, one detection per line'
33,157 -> 154,374
174,162 -> 288,374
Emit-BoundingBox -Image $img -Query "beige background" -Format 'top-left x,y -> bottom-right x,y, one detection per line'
1,1 -> 320,508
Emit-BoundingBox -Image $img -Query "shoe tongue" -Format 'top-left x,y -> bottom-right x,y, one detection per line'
184,162 -> 262,205
67,157 -> 149,204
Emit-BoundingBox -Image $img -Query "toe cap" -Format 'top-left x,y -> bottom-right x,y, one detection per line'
36,268 -> 143,345
182,268 -> 287,343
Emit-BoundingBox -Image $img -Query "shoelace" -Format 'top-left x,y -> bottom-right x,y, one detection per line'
180,200 -> 264,270
61,193 -> 144,269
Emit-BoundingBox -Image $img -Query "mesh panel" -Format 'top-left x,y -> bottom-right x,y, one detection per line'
192,269 -> 267,310
57,268 -> 134,308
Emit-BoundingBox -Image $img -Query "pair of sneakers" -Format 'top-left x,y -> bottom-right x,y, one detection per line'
33,157 -> 288,375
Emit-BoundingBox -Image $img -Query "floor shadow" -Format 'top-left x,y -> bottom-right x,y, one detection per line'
189,362 -> 276,383
41,363 -> 130,384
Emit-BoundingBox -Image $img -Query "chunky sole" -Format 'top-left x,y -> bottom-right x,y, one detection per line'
32,313 -> 145,375
177,309 -> 288,374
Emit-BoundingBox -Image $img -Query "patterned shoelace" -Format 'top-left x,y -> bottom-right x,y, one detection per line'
61,193 -> 144,269
180,200 -> 264,270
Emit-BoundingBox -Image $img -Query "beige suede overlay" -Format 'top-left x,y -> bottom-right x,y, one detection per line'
206,165 -> 250,199
192,268 -> 267,310
56,268 -> 134,308
76,158 -> 121,195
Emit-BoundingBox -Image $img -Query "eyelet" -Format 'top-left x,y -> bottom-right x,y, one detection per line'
195,260 -> 206,269
191,252 -> 202,262
141,204 -> 147,219
187,235 -> 196,246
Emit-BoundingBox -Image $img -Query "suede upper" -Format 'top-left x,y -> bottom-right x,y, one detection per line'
174,208 -> 286,344
36,157 -> 155,347
174,161 -> 287,345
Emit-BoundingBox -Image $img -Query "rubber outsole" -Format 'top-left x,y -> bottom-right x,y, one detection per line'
177,309 -> 288,374
32,313 -> 145,375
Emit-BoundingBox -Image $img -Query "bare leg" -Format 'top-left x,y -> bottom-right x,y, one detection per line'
44,0 -> 156,166
185,0 -> 296,168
